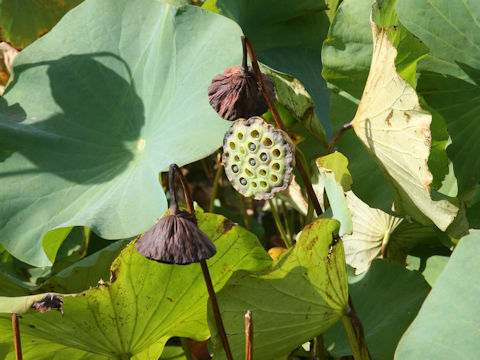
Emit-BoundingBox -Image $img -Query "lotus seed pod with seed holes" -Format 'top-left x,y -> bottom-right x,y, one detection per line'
222,116 -> 295,200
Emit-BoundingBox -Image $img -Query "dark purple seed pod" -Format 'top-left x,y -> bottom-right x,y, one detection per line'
135,210 -> 216,265
208,65 -> 275,121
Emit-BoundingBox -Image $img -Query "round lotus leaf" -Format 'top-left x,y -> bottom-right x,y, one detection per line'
222,116 -> 295,200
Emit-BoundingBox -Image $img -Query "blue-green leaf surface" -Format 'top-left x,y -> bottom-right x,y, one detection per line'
0,0 -> 243,266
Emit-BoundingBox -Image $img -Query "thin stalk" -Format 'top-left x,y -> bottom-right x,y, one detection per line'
280,200 -> 293,245
269,199 -> 291,247
180,338 -> 194,360
239,194 -> 252,232
209,162 -> 224,213
245,311 -> 253,360
12,313 -> 22,360
243,36 -> 323,217
315,335 -> 327,360
341,315 -> 364,360
348,297 -> 370,359
200,260 -> 233,360
171,164 -> 233,360
201,158 -> 214,184
327,122 -> 353,154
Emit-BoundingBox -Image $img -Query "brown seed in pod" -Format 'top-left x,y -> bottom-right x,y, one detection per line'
208,65 -> 275,121
135,210 -> 216,265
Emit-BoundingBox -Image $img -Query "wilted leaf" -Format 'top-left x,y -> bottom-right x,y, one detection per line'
343,191 -> 444,274
0,211 -> 271,359
212,219 -> 348,359
0,0 -> 243,266
343,191 -> 402,274
322,0 -> 393,211
351,17 -> 458,230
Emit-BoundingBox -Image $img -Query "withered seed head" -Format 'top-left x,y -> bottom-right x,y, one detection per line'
135,210 -> 216,265
208,65 -> 275,121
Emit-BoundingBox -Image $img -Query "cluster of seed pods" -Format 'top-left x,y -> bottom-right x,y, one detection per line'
222,116 -> 295,200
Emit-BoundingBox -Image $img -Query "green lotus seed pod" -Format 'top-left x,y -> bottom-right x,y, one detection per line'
222,116 -> 295,200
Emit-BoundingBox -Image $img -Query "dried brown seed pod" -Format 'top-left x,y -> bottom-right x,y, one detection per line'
208,39 -> 275,121
135,209 -> 216,265
135,164 -> 216,265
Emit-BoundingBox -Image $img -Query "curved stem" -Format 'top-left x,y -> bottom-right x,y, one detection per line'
169,163 -> 233,360
243,36 -> 323,217
241,36 -> 248,73
168,164 -> 179,215
327,121 -> 353,154
201,260 -> 234,360
170,164 -> 194,215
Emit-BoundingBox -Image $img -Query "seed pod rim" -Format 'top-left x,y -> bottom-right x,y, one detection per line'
222,116 -> 295,200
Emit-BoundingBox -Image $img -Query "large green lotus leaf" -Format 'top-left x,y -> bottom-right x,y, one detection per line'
406,254 -> 449,287
351,18 -> 458,230
0,0 -> 243,267
324,259 -> 430,359
0,211 -> 271,359
211,219 -> 348,359
395,0 -> 480,194
0,0 -> 84,48
395,231 -> 480,359
216,0 -> 332,137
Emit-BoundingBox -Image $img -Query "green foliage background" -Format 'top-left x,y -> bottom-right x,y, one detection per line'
0,0 -> 478,359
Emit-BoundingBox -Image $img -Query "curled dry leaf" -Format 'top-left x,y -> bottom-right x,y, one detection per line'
351,18 -> 458,230
343,191 -> 403,275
